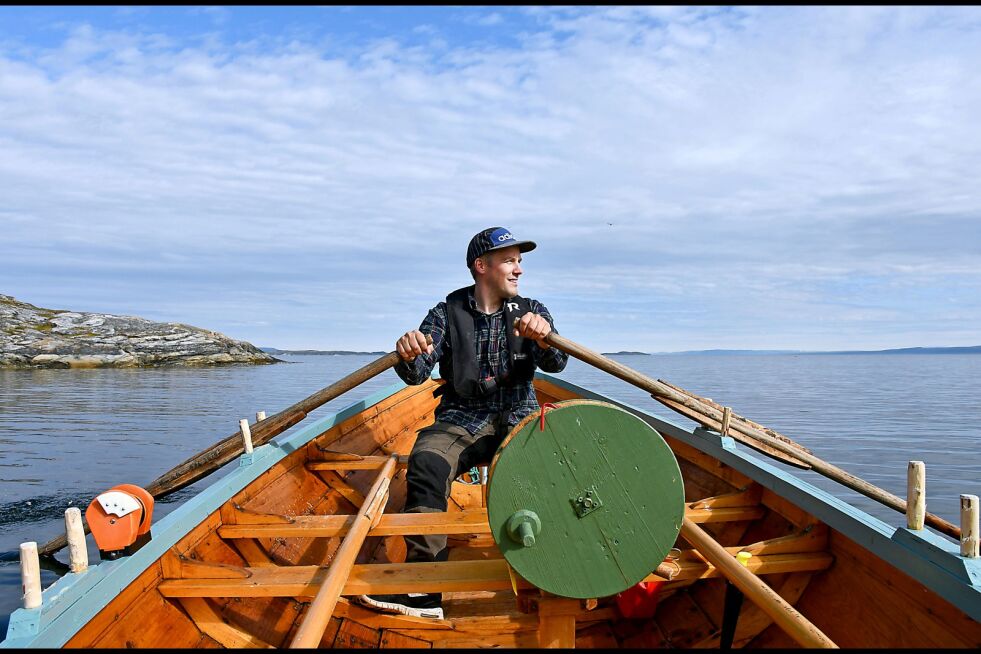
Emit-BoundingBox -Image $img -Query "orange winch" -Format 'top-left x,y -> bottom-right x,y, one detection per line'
85,484 -> 155,560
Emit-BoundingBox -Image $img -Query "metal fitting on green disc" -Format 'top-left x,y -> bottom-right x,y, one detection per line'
507,510 -> 541,547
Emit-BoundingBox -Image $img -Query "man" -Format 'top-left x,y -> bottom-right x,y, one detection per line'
355,227 -> 569,619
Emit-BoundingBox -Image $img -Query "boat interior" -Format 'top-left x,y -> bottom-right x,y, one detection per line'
58,378 -> 981,648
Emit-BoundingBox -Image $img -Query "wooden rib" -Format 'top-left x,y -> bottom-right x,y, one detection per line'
307,456 -> 409,471
216,504 -> 764,541
314,470 -> 367,508
179,598 -> 274,648
228,538 -> 276,567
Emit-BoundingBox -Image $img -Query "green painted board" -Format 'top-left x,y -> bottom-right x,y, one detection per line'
487,400 -> 685,599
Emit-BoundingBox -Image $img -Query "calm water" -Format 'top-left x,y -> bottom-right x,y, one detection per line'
1,353 -> 979,633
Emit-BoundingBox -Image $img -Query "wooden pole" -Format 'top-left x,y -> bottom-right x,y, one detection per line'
239,419 -> 254,455
720,406 -> 732,437
289,454 -> 399,648
542,331 -> 961,540
20,542 -> 42,610
64,508 -> 88,573
906,461 -> 925,530
37,338 -> 430,557
680,518 -> 837,648
256,411 -> 266,422
962,494 -> 979,558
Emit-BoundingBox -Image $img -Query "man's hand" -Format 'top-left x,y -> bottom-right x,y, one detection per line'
396,330 -> 433,362
514,312 -> 552,349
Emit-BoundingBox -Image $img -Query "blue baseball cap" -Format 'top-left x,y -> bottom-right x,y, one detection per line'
466,227 -> 537,268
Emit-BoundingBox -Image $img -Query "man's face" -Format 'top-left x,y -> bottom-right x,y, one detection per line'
478,245 -> 523,298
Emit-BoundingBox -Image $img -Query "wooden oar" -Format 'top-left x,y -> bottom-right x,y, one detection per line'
38,341 -> 429,557
543,331 -> 962,539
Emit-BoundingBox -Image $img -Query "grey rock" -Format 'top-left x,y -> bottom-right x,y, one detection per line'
0,294 -> 281,369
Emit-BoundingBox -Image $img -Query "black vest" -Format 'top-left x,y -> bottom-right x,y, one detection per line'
439,286 -> 537,399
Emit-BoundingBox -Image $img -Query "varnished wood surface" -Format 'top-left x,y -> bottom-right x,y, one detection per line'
54,377 -> 980,650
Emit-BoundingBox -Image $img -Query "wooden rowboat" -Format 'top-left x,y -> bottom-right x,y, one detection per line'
3,367 -> 980,648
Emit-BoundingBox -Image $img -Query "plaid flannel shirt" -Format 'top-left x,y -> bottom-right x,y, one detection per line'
394,289 -> 568,435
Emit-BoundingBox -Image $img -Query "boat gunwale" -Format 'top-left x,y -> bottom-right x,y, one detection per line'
4,372 -> 979,647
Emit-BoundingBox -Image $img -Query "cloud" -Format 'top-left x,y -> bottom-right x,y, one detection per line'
1,6 -> 980,350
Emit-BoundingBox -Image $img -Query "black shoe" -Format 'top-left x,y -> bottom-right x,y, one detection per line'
355,593 -> 444,619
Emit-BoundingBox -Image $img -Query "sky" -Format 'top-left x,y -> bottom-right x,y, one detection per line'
2,6 -> 980,352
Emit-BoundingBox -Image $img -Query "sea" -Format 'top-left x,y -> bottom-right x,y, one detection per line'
1,352 -> 979,635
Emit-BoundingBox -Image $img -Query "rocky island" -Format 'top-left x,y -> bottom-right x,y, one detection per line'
0,294 -> 279,369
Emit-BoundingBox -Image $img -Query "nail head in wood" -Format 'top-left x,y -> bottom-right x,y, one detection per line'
906,461 -> 925,530
65,507 -> 88,573
961,494 -> 979,558
20,541 -> 41,609
239,419 -> 254,455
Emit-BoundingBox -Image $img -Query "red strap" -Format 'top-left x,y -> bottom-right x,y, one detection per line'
539,403 -> 558,431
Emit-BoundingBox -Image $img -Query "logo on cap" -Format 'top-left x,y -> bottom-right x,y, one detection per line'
491,228 -> 514,243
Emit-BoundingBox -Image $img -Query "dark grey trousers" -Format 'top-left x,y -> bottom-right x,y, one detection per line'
403,416 -> 509,563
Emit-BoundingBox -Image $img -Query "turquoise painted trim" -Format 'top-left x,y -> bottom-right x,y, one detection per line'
536,372 -> 981,622
1,380 -> 409,649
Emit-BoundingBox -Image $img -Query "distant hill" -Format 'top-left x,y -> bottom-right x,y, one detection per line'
262,344 -> 981,357
261,348 -> 386,356
811,345 -> 981,355
603,345 -> 981,356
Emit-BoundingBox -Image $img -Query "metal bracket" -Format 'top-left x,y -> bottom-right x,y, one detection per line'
571,485 -> 603,519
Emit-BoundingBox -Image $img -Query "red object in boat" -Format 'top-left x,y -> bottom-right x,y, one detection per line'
615,580 -> 664,619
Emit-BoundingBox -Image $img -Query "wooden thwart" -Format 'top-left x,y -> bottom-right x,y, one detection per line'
158,552 -> 831,599
217,505 -> 765,540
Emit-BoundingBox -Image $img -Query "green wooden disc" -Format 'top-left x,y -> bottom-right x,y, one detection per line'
487,400 -> 685,599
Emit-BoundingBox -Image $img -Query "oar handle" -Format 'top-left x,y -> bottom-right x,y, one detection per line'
542,331 -> 962,540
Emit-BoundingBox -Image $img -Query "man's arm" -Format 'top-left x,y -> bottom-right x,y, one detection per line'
393,303 -> 447,385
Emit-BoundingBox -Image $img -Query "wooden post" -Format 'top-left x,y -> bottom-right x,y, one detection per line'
907,461 -> 925,530
680,518 -> 837,648
289,455 -> 399,648
256,411 -> 266,422
538,596 -> 579,648
720,406 -> 732,437
20,542 -> 41,610
962,494 -> 979,558
65,508 -> 88,573
239,419 -> 254,455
